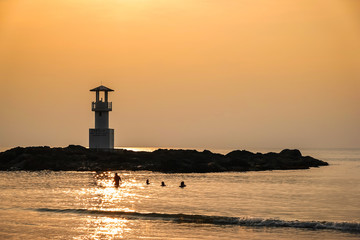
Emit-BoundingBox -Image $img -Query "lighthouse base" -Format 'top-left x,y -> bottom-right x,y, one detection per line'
89,129 -> 114,149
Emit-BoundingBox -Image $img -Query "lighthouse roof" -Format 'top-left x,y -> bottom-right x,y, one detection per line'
90,85 -> 114,92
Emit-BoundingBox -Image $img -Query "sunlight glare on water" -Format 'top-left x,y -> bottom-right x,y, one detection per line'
79,217 -> 131,240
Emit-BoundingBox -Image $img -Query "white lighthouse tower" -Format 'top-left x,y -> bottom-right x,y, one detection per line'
89,85 -> 114,149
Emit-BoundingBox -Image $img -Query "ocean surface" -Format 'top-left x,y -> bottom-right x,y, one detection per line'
0,148 -> 359,239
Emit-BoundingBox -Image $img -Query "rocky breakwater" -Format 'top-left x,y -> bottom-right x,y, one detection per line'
0,145 -> 328,172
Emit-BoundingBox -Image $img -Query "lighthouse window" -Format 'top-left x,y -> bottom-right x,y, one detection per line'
99,112 -> 102,116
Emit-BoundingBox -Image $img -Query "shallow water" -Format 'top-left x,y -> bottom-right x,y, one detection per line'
0,149 -> 359,239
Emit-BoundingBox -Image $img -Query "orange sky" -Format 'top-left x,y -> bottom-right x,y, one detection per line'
0,0 -> 359,149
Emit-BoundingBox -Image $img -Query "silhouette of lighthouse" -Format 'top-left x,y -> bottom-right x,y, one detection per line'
89,85 -> 114,149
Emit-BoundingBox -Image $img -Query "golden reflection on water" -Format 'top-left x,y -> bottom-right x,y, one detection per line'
75,172 -> 145,239
83,217 -> 131,240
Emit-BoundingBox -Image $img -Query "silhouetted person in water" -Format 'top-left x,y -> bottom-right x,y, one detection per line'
114,173 -> 121,186
146,179 -> 150,185
161,181 -> 166,187
179,181 -> 186,188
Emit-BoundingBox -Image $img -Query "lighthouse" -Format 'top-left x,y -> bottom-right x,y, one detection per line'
89,85 -> 114,149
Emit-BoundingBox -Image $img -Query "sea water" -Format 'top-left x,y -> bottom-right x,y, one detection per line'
0,149 -> 359,239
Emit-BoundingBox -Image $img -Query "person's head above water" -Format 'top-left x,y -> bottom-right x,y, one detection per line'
179,181 -> 186,188
161,181 -> 166,186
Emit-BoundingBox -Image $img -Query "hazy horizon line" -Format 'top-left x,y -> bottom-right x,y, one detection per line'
1,145 -> 359,153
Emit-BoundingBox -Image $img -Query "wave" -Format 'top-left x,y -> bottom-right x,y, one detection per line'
33,207 -> 360,233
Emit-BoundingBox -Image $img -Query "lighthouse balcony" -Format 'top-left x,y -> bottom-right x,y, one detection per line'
92,101 -> 112,111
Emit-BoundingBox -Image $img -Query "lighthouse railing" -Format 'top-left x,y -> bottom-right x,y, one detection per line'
92,102 -> 112,111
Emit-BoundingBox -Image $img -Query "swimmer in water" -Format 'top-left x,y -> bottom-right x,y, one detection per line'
179,181 -> 186,188
114,173 -> 121,186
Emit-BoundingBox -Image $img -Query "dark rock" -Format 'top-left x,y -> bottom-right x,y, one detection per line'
280,149 -> 302,158
0,145 -> 328,173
